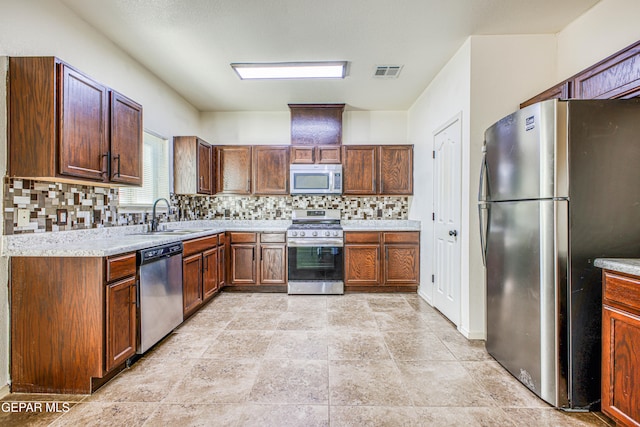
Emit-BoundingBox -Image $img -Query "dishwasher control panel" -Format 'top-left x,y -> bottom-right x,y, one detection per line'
139,242 -> 183,264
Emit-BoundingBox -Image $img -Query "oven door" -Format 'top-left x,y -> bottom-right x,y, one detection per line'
287,243 -> 343,282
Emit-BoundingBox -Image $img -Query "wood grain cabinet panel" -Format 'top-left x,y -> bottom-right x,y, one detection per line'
291,145 -> 341,164
344,244 -> 381,286
8,57 -> 142,185
260,244 -> 287,285
217,146 -> 252,194
202,247 -> 219,300
253,146 -> 289,195
342,145 -> 378,195
520,81 -> 571,109
230,244 -> 257,284
182,253 -> 204,318
227,232 -> 286,289
384,245 -> 419,285
379,145 -> 413,195
105,276 -> 137,372
174,136 -> 214,195
182,234 -> 222,318
289,103 -> 344,145
109,91 -> 143,185
602,270 -> 640,427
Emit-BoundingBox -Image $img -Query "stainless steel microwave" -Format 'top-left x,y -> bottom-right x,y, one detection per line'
290,164 -> 342,195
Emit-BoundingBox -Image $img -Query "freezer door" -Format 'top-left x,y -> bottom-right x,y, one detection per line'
483,100 -> 568,201
485,199 -> 569,408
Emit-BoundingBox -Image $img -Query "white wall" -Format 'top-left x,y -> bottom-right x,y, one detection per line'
557,0 -> 640,80
0,0 -> 203,392
200,110 -> 407,145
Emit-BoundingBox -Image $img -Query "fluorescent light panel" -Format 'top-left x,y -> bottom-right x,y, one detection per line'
231,61 -> 347,80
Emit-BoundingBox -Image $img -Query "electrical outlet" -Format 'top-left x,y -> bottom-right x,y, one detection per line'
17,209 -> 30,227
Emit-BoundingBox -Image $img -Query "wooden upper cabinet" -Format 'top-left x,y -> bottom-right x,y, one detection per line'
342,145 -> 378,195
520,81 -> 571,109
217,146 -> 252,194
252,146 -> 289,195
174,136 -> 214,195
289,104 -> 345,145
8,57 -> 142,185
59,64 -> 109,181
110,91 -> 143,185
291,145 -> 341,164
343,145 -> 413,195
379,145 -> 413,195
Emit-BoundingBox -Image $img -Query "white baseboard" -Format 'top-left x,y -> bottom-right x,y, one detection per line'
458,325 -> 486,340
0,384 -> 9,400
417,287 -> 433,306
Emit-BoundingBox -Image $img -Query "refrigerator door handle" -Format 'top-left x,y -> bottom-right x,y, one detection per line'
478,202 -> 489,267
478,144 -> 488,202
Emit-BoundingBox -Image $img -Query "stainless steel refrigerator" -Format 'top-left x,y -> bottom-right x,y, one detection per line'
478,98 -> 640,410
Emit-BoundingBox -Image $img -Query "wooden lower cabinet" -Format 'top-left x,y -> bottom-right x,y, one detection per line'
602,271 -> 640,427
182,234 -> 223,318
10,252 -> 137,394
228,232 -> 286,290
344,231 -> 419,292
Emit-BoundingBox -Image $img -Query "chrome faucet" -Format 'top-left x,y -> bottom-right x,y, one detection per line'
150,198 -> 171,232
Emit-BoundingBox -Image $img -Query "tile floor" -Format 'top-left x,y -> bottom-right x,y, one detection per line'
1,292 -> 614,426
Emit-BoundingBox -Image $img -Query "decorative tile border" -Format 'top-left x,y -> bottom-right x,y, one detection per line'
3,178 -> 409,234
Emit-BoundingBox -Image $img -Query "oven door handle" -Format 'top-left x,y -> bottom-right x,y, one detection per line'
287,239 -> 344,248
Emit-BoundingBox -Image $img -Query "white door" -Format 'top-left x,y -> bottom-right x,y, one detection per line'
432,116 -> 462,325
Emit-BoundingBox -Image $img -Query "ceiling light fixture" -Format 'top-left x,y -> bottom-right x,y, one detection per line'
231,61 -> 347,80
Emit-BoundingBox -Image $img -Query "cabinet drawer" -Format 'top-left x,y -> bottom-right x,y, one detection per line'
229,232 -> 257,244
383,232 -> 419,244
345,232 -> 380,244
183,235 -> 218,257
260,233 -> 285,243
105,252 -> 136,282
604,271 -> 640,313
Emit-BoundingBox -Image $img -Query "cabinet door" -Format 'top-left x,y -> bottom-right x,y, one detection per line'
183,253 -> 203,317
260,244 -> 286,285
230,244 -> 257,284
342,146 -> 377,195
197,140 -> 214,194
384,244 -> 419,285
379,145 -> 413,195
344,244 -> 381,286
253,146 -> 289,195
218,241 -> 226,287
290,146 -> 315,164
202,247 -> 218,300
110,91 -> 142,185
316,146 -> 341,164
217,146 -> 252,194
105,276 -> 136,372
59,64 -> 108,181
602,305 -> 640,425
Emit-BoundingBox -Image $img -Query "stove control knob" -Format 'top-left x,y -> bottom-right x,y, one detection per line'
325,231 -> 331,236
333,231 -> 339,237
291,231 -> 298,237
300,231 -> 306,237
312,231 -> 318,236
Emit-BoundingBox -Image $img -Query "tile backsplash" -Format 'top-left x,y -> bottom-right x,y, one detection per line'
3,178 -> 409,234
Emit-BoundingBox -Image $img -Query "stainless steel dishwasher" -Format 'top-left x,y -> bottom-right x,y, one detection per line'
137,241 -> 183,354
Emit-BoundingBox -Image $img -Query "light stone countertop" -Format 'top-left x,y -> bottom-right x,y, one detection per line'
2,219 -> 421,257
594,258 -> 640,277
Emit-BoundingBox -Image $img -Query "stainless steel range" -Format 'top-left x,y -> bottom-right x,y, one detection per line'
287,209 -> 344,294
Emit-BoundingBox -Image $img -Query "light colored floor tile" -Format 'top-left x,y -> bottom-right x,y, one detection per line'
225,311 -> 282,330
145,331 -> 217,360
414,406 -> 516,427
265,331 -> 328,360
329,360 -> 413,406
374,310 -> 430,331
383,330 -> 456,361
432,327 -> 493,361
502,408 -> 613,427
286,295 -> 328,312
144,403 -> 244,427
327,311 -> 378,332
239,404 -> 329,427
331,405 -> 420,427
277,311 -> 327,331
249,360 -> 329,404
49,402 -> 158,426
202,330 -> 274,359
328,331 -> 391,360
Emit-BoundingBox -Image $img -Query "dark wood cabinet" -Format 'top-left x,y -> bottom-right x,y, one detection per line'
345,231 -> 419,292
342,145 -> 413,195
342,146 -> 378,195
182,234 -> 221,318
217,146 -> 252,194
291,145 -> 341,164
521,40 -> 640,108
379,145 -> 414,195
109,91 -> 143,185
218,233 -> 227,288
289,103 -> 345,145
601,270 -> 640,427
174,136 -> 215,195
8,57 -> 142,185
228,232 -> 286,289
105,276 -> 137,372
252,146 -> 289,195
10,251 -> 137,393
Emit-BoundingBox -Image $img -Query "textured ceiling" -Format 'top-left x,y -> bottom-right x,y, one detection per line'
60,0 -> 600,111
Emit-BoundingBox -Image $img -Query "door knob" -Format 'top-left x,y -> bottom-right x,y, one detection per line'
449,230 -> 458,237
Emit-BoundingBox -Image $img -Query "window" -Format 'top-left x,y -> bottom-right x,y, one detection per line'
119,131 -> 170,206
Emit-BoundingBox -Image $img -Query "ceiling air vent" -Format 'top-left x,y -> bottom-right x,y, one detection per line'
373,65 -> 403,78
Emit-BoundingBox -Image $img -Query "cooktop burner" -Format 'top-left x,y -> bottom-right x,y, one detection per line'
288,209 -> 343,238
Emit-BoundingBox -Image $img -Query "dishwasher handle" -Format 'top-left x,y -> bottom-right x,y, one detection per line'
138,242 -> 183,265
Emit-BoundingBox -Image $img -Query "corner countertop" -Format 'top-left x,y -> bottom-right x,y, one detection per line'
594,258 -> 640,277
2,219 -> 421,257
